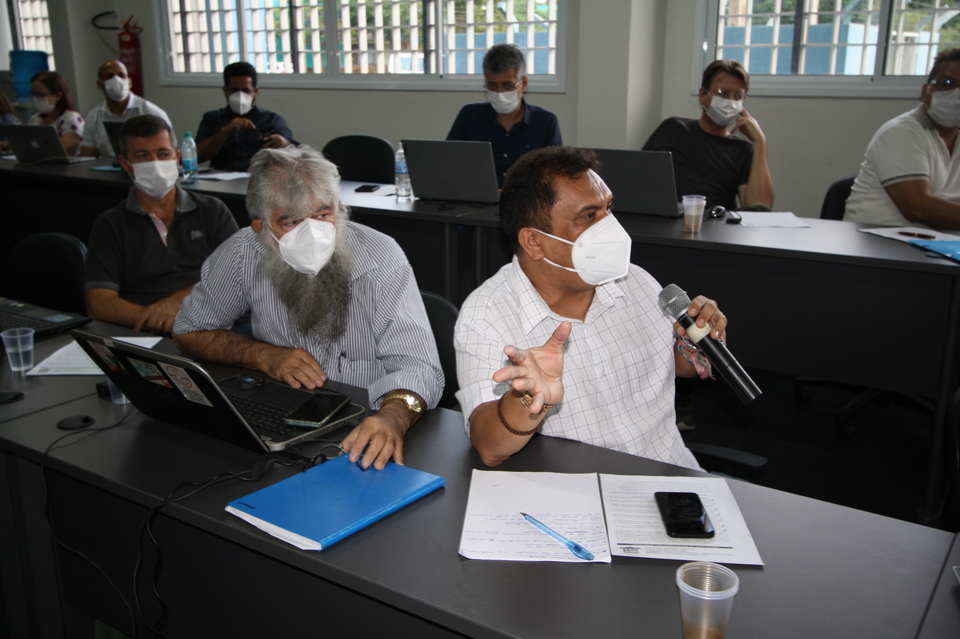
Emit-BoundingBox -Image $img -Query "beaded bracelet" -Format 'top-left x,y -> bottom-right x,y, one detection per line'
497,393 -> 543,437
677,336 -> 713,380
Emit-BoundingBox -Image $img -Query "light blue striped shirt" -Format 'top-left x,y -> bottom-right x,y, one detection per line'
174,223 -> 443,410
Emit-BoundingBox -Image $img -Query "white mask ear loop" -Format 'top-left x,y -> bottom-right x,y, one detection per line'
531,228 -> 577,272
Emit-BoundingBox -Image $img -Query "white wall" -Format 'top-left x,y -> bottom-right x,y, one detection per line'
42,0 -> 922,217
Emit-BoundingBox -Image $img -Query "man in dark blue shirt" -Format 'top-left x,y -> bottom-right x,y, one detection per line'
447,43 -> 561,186
196,62 -> 298,172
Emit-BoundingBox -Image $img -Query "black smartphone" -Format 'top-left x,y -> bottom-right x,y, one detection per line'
654,492 -> 715,538
726,210 -> 742,224
355,184 -> 380,193
283,391 -> 352,429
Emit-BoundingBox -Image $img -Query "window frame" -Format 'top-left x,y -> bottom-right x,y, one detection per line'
153,0 -> 566,93
697,0 -> 935,99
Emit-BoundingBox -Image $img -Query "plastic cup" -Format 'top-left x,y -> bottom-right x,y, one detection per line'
105,378 -> 130,405
1,328 -> 35,373
676,561 -> 739,639
682,195 -> 707,233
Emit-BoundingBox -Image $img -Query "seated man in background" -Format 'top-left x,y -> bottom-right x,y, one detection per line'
85,115 -> 238,334
845,47 -> 960,229
173,146 -> 443,470
643,59 -> 774,211
196,62 -> 297,172
79,59 -> 174,159
447,43 -> 561,187
455,147 -> 728,469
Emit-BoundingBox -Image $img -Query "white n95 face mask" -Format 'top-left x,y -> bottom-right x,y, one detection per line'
104,75 -> 130,102
928,89 -> 960,128
131,160 -> 179,199
705,95 -> 744,128
534,214 -> 632,286
270,218 -> 336,276
229,92 -> 254,116
486,89 -> 521,115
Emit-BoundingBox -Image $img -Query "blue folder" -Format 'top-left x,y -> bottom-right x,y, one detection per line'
226,454 -> 445,550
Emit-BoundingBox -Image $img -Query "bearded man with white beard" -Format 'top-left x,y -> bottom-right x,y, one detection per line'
173,145 -> 443,470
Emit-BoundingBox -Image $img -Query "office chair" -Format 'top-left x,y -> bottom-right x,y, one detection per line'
0,232 -> 87,315
794,175 -> 932,438
322,135 -> 395,184
819,174 -> 857,220
420,290 -> 461,410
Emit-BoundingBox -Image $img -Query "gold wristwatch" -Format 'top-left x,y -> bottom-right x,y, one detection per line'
382,390 -> 425,421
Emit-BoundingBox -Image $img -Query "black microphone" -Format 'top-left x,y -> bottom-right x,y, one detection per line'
658,284 -> 761,404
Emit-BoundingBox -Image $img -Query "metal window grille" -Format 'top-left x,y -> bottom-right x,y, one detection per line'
165,0 -> 558,77
886,0 -> 960,76
715,0 -> 960,77
15,0 -> 56,70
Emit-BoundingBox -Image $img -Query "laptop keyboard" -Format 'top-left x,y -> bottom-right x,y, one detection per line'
224,392 -> 296,435
0,311 -> 50,330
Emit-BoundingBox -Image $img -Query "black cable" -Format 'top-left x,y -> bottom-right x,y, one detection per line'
134,470 -> 252,637
40,408 -> 137,638
133,443 -> 343,635
91,11 -> 118,30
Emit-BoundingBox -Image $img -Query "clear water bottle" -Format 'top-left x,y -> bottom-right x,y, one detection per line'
394,145 -> 412,201
180,131 -> 198,184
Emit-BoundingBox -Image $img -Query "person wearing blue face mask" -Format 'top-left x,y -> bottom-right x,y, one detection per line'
85,115 -> 238,334
643,59 -> 774,212
195,62 -> 298,172
845,47 -> 960,229
454,147 -> 730,469
174,145 -> 443,471
447,43 -> 562,187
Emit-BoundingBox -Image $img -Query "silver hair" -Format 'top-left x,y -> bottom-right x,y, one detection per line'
246,145 -> 344,222
483,43 -> 526,79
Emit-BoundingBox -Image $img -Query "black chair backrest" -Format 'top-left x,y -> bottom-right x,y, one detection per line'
0,232 -> 88,314
322,135 -> 395,184
420,290 -> 460,410
820,175 -> 857,220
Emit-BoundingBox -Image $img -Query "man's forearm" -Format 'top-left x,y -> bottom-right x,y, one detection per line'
469,392 -> 545,467
86,290 -> 146,329
174,329 -> 276,371
196,129 -> 231,163
741,141 -> 775,208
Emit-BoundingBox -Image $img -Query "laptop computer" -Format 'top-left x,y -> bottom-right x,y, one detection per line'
103,120 -> 124,158
3,124 -> 96,165
72,329 -> 366,453
401,139 -> 500,204
592,149 -> 682,217
0,297 -> 90,336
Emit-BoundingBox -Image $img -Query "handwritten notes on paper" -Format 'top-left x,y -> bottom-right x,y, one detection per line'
459,470 -> 612,563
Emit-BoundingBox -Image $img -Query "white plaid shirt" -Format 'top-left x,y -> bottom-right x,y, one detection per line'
455,257 -> 699,469
174,223 -> 443,410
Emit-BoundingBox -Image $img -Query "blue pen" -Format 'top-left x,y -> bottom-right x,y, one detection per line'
520,512 -> 595,561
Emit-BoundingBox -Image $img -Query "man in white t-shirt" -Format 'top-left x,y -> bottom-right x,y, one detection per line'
79,60 -> 174,159
845,48 -> 960,229
455,147 -> 730,470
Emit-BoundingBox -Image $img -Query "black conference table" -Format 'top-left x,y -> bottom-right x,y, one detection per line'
5,159 -> 960,526
0,328 -> 957,638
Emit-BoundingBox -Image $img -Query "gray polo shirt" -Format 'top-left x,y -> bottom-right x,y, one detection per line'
85,186 -> 239,306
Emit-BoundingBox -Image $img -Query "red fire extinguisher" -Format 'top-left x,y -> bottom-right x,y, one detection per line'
118,16 -> 144,97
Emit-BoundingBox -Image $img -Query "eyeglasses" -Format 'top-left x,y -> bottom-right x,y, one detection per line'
484,81 -> 522,93
928,78 -> 960,91
708,88 -> 746,101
